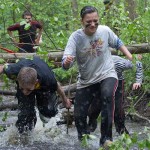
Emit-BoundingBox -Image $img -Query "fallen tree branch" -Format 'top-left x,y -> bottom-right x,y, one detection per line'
133,91 -> 146,107
0,43 -> 149,62
0,83 -> 77,96
0,90 -> 16,96
127,112 -> 150,124
0,102 -> 18,110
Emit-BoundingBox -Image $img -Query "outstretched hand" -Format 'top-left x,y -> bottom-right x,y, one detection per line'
63,98 -> 72,109
132,83 -> 141,90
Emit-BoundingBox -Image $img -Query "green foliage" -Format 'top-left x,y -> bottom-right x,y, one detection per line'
2,112 -> 8,122
24,23 -> 31,30
99,127 -> 150,150
0,125 -> 5,132
81,134 -> 97,148
2,74 -> 10,89
0,58 -> 5,64
126,95 -> 138,114
53,66 -> 78,84
0,0 -> 149,94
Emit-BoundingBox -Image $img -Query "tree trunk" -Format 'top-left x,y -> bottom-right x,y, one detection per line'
125,0 -> 138,20
71,0 -> 78,19
0,43 -> 149,62
0,83 -> 77,96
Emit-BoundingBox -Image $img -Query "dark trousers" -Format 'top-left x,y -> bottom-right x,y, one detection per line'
114,80 -> 126,134
18,44 -> 35,53
15,87 -> 58,133
74,77 -> 118,144
88,80 -> 127,136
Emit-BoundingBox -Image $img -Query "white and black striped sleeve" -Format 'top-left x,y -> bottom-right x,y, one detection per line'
112,56 -> 143,83
135,61 -> 143,84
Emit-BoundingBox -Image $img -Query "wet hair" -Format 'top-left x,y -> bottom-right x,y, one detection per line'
17,67 -> 37,87
22,10 -> 32,18
80,6 -> 98,19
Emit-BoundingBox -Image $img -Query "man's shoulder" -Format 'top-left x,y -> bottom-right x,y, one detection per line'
31,20 -> 41,25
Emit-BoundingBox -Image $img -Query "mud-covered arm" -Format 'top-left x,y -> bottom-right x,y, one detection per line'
56,82 -> 72,109
62,33 -> 76,70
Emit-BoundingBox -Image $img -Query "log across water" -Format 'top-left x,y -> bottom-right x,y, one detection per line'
0,43 -> 149,62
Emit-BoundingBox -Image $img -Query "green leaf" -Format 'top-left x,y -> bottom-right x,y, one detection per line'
15,59 -> 20,63
20,20 -> 27,26
2,112 -> 8,122
0,4 -> 5,10
37,46 -> 42,52
0,58 -> 5,64
125,138 -> 132,145
54,17 -> 58,21
24,23 -> 31,30
88,134 -> 97,140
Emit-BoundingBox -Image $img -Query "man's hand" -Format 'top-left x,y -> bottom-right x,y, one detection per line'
132,83 -> 141,90
56,82 -> 72,109
63,55 -> 74,69
62,98 -> 72,109
35,39 -> 40,45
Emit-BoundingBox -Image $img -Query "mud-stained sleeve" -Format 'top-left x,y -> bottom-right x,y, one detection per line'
62,32 -> 76,69
7,23 -> 20,31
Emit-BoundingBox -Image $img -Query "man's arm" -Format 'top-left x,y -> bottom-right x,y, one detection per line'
56,82 -> 72,109
8,30 -> 18,46
35,28 -> 43,45
7,24 -> 20,46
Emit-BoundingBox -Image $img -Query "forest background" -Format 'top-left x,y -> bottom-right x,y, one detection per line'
0,0 -> 150,149
0,0 -> 150,122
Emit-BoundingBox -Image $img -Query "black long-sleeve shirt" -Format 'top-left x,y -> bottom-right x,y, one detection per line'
3,56 -> 57,92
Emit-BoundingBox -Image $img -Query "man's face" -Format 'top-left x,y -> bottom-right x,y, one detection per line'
19,83 -> 35,95
24,15 -> 32,23
81,12 -> 99,36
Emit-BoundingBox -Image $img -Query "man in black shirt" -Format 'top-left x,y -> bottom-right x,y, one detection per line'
0,56 -> 71,133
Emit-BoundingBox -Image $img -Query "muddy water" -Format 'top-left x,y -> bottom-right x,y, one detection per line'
0,94 -> 149,150
0,108 -> 149,150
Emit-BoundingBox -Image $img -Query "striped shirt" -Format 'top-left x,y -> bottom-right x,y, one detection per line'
112,55 -> 143,83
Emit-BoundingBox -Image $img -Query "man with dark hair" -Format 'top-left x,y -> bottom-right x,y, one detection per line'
7,10 -> 42,53
0,56 -> 71,134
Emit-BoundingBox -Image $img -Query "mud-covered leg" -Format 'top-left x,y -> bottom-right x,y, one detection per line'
36,91 -> 58,124
15,88 -> 37,134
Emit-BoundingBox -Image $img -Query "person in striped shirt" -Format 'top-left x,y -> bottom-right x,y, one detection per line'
88,54 -> 143,134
